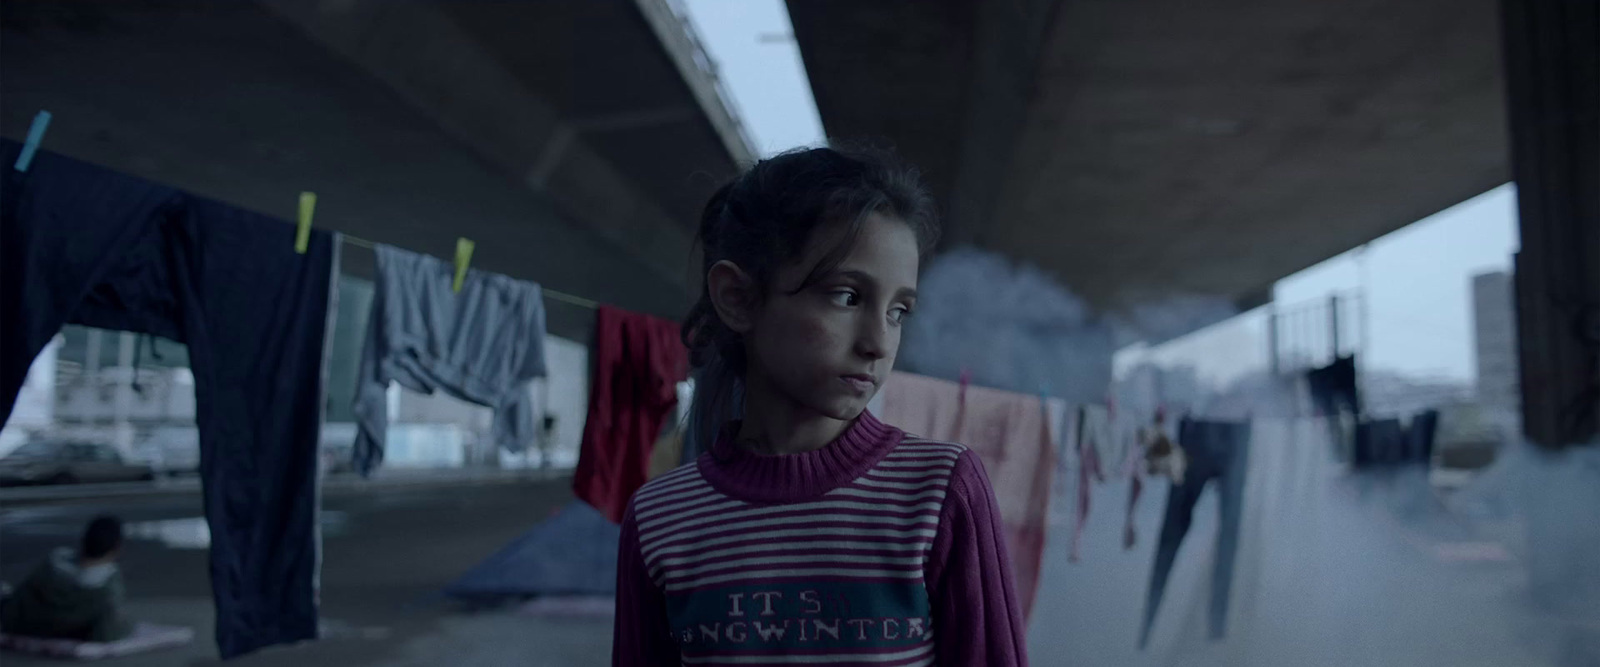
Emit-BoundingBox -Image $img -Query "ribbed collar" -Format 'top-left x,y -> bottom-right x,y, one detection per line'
697,410 -> 904,503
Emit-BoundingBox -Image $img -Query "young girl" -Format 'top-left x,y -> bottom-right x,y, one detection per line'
613,147 -> 1028,666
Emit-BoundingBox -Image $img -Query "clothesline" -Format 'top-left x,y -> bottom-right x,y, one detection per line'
339,233 -> 601,310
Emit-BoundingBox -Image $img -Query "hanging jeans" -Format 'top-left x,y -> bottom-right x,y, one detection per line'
1140,418 -> 1251,649
1,143 -> 335,659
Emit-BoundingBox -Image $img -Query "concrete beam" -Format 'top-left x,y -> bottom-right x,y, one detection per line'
257,0 -> 695,288
631,0 -> 756,167
1,0 -> 751,340
790,0 -> 1509,323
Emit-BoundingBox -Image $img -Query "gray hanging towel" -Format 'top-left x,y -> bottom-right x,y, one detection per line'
353,244 -> 547,474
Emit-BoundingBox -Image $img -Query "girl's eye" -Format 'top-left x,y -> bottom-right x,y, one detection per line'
829,290 -> 860,307
889,306 -> 913,324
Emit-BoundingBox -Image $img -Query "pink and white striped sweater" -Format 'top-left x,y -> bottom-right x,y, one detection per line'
612,411 -> 1028,666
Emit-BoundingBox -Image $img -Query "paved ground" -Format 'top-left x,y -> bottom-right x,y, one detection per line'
1,469 -> 1592,666
1,478 -> 612,666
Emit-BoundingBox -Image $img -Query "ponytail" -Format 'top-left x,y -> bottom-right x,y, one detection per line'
681,181 -> 743,458
682,353 -> 743,460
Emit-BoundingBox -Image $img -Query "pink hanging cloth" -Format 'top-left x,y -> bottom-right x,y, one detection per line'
875,371 -> 1055,620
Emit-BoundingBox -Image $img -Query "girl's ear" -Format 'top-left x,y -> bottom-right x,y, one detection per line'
707,260 -> 759,334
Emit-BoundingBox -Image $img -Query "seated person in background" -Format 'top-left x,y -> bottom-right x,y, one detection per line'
0,515 -> 132,642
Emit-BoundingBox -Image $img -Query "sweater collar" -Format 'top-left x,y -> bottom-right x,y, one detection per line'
697,410 -> 903,503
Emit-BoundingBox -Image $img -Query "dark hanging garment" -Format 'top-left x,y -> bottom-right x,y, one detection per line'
1,143 -> 335,659
1405,409 -> 1439,465
1353,412 -> 1437,469
1353,418 -> 1406,468
572,306 -> 688,524
1141,418 -> 1251,649
1306,355 -> 1360,418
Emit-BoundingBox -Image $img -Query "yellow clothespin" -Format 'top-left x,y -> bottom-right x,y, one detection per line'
453,237 -> 475,292
295,192 -> 316,254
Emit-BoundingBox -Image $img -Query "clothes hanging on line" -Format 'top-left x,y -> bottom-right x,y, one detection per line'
0,142 -> 334,659
351,244 -> 547,475
874,371 -> 1055,620
1066,403 -> 1153,560
1307,356 -> 1360,460
1125,457 -> 1146,552
1078,403 -> 1138,473
1122,412 -> 1185,552
1306,355 -> 1360,418
1405,409 -> 1439,464
1069,405 -> 1108,562
572,306 -> 688,524
1353,418 -> 1404,467
1142,420 -> 1187,486
337,235 -> 601,312
1141,417 -> 1252,649
1352,410 -> 1439,468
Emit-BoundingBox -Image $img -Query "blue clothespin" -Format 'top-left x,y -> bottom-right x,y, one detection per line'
13,111 -> 52,172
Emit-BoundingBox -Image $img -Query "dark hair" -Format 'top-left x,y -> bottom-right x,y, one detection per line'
81,515 -> 123,560
681,146 -> 940,453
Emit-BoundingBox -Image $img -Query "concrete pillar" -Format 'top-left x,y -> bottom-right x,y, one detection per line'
1500,0 -> 1600,448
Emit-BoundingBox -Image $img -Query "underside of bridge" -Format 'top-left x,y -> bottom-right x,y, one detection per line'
788,0 -> 1509,325
0,0 -> 751,340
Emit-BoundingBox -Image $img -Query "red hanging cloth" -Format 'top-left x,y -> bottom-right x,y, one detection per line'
572,306 -> 689,523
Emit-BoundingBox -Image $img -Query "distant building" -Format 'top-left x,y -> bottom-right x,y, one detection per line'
1471,271 -> 1520,414
1361,369 -> 1474,418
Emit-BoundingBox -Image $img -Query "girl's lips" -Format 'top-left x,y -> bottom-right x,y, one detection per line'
841,375 -> 876,393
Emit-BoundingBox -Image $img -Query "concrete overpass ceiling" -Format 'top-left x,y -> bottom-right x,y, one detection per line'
1,0 -> 753,338
437,0 -> 747,231
786,0 -> 976,209
789,0 -> 1508,316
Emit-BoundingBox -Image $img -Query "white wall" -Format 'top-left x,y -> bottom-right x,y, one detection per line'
534,335 -> 591,469
0,335 -> 61,456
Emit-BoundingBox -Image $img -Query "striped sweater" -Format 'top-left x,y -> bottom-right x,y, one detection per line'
613,411 -> 1028,666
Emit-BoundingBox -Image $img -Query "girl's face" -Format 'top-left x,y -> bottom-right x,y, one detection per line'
745,214 -> 922,421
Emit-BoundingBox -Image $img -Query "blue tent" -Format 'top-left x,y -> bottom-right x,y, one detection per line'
445,500 -> 620,602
